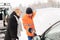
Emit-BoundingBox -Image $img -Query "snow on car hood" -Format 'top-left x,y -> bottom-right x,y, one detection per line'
34,7 -> 60,35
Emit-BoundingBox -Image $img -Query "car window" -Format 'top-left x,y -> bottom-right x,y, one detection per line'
45,21 -> 60,40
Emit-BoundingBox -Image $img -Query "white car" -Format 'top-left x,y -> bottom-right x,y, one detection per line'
0,4 -> 11,39
33,20 -> 60,40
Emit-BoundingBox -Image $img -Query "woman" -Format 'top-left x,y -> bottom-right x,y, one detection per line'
4,8 -> 22,40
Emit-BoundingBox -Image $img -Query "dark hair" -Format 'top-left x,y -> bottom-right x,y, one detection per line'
26,7 -> 33,14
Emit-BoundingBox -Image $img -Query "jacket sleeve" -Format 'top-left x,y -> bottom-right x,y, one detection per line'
8,16 -> 18,38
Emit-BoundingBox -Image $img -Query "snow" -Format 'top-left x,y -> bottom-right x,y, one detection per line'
34,7 -> 60,35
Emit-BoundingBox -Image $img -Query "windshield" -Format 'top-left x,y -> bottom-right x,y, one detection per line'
45,21 -> 60,40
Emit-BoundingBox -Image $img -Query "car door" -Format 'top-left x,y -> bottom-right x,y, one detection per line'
43,21 -> 60,40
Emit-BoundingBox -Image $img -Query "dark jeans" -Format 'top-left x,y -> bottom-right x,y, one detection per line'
28,36 -> 33,40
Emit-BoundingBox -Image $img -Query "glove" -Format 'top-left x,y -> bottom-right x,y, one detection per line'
34,33 -> 37,36
28,28 -> 33,33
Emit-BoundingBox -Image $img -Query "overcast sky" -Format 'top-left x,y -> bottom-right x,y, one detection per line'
0,0 -> 60,8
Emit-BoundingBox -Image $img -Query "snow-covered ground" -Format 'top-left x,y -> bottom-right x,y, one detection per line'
19,7 -> 60,40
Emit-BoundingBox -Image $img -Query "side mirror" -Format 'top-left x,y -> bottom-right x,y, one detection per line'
32,35 -> 41,40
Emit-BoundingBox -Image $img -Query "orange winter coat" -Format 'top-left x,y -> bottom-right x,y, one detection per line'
22,11 -> 36,37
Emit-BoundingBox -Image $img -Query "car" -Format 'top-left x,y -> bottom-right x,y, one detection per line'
33,20 -> 60,40
0,3 -> 12,27
0,3 -> 12,39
